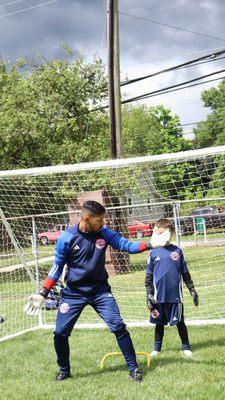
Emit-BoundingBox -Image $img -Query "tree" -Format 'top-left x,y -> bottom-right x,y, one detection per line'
193,79 -> 225,201
194,79 -> 225,149
121,104 -> 194,200
121,104 -> 191,157
0,56 -> 195,219
0,56 -> 108,170
0,56 -> 191,170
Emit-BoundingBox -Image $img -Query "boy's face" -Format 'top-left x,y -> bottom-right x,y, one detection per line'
155,226 -> 172,241
155,226 -> 166,234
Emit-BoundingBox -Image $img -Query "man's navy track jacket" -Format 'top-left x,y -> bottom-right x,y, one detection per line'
46,224 -> 145,293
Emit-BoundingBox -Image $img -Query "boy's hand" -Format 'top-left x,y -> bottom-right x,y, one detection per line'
146,240 -> 153,250
190,289 -> 199,306
147,293 -> 156,310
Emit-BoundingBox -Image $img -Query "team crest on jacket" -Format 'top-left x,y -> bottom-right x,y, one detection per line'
60,302 -> 70,313
95,239 -> 106,249
170,251 -> 180,261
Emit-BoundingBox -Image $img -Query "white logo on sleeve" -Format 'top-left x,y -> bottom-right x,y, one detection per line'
75,245 -> 80,250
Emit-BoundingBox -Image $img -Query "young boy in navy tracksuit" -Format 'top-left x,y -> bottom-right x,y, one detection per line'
145,218 -> 199,356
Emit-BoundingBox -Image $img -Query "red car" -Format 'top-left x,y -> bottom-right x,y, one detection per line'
38,224 -> 67,245
127,220 -> 153,238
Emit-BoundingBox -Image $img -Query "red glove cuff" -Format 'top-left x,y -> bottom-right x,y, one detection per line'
139,243 -> 147,252
43,277 -> 57,291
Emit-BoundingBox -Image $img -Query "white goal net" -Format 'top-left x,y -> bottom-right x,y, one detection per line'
1,145 -> 225,341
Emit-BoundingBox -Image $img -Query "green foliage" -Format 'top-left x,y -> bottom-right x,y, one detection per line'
193,79 -> 225,199
0,56 -> 108,170
120,104 -> 196,200
194,79 -> 225,149
0,55 -> 197,217
122,104 -> 191,157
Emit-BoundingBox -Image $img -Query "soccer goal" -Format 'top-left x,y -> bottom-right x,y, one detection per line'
1,145 -> 225,341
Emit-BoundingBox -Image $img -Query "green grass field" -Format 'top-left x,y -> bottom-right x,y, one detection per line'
1,242 -> 225,399
1,244 -> 225,339
1,325 -> 225,400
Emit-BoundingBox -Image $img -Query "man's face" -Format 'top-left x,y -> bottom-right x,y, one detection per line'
87,213 -> 105,232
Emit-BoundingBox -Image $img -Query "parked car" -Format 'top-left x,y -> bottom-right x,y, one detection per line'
38,224 -> 67,245
127,220 -> 153,238
179,206 -> 225,235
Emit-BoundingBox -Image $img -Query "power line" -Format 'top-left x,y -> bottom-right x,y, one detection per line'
119,11 -> 225,43
123,95 -> 202,110
92,72 -> 225,112
0,0 -> 59,19
168,55 -> 225,70
121,48 -> 225,86
121,69 -> 225,104
181,117 -> 225,128
183,124 -> 225,134
0,0 -> 28,8
123,75 -> 225,104
122,109 -> 225,128
121,105 -> 225,127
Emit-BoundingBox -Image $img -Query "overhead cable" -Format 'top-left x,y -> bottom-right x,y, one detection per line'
121,48 -> 225,86
0,0 -> 59,19
0,0 -> 27,8
119,11 -> 225,43
121,69 -> 225,104
92,70 -> 225,112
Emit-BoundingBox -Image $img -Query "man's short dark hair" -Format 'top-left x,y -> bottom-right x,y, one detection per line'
82,200 -> 106,215
155,218 -> 174,231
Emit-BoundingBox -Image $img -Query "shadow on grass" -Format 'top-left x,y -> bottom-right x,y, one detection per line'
191,336 -> 225,351
53,353 -> 225,382
150,355 -> 225,368
57,363 -> 151,381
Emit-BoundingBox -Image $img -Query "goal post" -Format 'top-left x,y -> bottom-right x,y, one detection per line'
1,145 -> 225,341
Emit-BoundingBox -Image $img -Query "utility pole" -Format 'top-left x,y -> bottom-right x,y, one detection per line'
107,0 -> 116,158
107,0 -> 122,158
113,0 -> 122,158
107,1 -> 128,276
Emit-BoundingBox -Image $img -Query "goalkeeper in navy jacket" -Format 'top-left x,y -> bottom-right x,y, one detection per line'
25,200 -> 150,382
145,218 -> 199,357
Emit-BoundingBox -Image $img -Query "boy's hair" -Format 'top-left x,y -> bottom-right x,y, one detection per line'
155,218 -> 174,232
82,200 -> 106,216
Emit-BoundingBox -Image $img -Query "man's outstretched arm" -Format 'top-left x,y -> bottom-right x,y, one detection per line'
101,226 -> 151,253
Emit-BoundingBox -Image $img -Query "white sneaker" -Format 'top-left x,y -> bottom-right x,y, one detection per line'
183,350 -> 192,356
150,350 -> 160,357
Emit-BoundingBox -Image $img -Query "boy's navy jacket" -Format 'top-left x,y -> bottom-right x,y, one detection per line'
146,244 -> 189,303
47,224 -> 143,293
